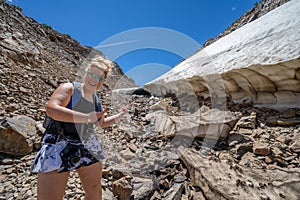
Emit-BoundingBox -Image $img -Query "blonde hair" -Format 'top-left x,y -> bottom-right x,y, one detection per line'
87,57 -> 113,78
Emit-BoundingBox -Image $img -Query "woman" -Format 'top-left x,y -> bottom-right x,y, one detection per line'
31,57 -> 126,199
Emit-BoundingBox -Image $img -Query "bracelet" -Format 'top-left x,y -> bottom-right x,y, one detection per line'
87,115 -> 92,123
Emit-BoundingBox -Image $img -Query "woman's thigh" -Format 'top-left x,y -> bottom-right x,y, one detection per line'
76,162 -> 102,195
37,171 -> 70,200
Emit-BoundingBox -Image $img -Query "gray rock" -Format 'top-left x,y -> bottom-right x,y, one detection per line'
236,115 -> 257,129
132,176 -> 156,200
146,106 -> 240,140
162,183 -> 184,200
0,115 -> 36,156
181,148 -> 300,200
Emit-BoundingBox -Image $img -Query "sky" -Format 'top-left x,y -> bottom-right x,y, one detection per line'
8,0 -> 258,86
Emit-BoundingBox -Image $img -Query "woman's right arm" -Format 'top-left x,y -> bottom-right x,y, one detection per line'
46,83 -> 90,123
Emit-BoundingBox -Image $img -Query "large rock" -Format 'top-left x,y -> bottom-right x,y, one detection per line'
180,148 -> 300,200
144,0 -> 300,109
0,115 -> 36,156
112,176 -> 133,200
146,106 -> 240,140
131,176 -> 156,200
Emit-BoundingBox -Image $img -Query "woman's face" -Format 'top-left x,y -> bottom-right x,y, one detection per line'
84,67 -> 106,91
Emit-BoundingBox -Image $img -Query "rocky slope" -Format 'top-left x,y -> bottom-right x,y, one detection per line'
0,0 -> 299,200
0,0 -> 135,122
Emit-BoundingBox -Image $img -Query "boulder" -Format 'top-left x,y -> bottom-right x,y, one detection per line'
180,148 -> 300,200
112,176 -> 133,200
131,176 -> 156,200
0,115 -> 36,156
146,106 -> 240,140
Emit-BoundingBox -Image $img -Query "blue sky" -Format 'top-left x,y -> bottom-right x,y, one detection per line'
8,0 -> 258,86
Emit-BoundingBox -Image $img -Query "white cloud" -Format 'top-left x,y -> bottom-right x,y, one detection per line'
95,40 -> 138,49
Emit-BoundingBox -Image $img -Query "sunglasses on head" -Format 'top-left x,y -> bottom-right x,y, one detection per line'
85,70 -> 106,82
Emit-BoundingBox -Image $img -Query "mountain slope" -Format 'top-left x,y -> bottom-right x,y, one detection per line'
0,1 -> 135,121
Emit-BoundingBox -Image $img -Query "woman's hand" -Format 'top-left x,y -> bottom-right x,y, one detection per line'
115,104 -> 131,121
87,109 -> 107,123
96,104 -> 131,128
120,104 -> 131,115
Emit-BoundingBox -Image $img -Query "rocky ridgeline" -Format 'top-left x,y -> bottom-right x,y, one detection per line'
1,0 -> 300,200
0,1 -> 135,122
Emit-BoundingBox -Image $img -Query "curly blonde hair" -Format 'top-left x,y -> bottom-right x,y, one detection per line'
88,57 -> 113,78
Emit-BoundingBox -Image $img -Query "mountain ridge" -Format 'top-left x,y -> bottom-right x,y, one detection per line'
0,0 -> 135,121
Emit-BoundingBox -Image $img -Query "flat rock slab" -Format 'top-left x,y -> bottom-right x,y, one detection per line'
180,148 -> 300,200
146,106 -> 240,140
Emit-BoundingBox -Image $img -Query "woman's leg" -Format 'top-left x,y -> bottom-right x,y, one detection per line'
37,171 -> 70,200
76,162 -> 102,200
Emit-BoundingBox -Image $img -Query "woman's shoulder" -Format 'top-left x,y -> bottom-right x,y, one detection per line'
55,82 -> 75,96
59,82 -> 73,90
